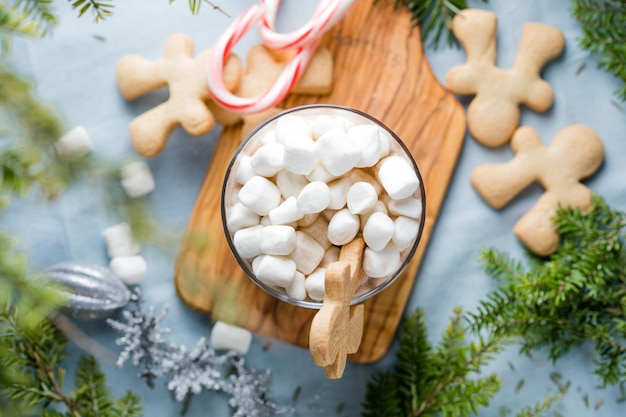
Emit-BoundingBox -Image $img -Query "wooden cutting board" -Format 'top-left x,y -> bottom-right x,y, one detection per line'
174,1 -> 466,363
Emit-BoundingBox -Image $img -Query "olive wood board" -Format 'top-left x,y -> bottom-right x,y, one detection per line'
174,0 -> 466,363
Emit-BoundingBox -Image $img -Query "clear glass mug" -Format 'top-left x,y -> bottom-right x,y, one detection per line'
221,105 -> 426,309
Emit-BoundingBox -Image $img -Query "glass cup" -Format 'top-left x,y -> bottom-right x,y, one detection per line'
221,105 -> 426,309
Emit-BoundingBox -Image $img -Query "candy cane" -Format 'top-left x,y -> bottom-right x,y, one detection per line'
206,0 -> 356,115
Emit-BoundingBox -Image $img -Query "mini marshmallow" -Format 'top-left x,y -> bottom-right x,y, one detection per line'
260,225 -> 297,255
321,245 -> 340,267
260,215 -> 272,226
210,321 -> 252,354
378,129 -> 392,158
284,133 -> 316,175
235,155 -> 256,184
55,126 -> 93,160
327,177 -> 352,210
393,216 -> 420,250
312,114 -> 348,138
110,255 -> 147,285
233,225 -> 264,258
120,161 -> 155,198
268,196 -> 303,225
238,176 -> 281,216
363,212 -> 395,251
377,156 -> 420,200
250,143 -> 284,177
289,231 -> 325,275
286,271 -> 307,301
346,182 -> 378,215
299,216 -> 332,250
260,129 -> 277,145
316,128 -> 361,176
327,208 -> 360,246
305,161 -> 338,183
349,169 -> 383,195
305,268 -> 327,301
388,197 -> 423,219
348,125 -> 382,168
253,255 -> 296,287
276,170 -> 308,199
275,115 -> 312,143
227,202 -> 260,231
363,245 -> 401,278
102,223 -> 141,258
360,200 -> 388,226
296,181 -> 330,214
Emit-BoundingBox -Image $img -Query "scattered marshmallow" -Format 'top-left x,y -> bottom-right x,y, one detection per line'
363,212 -> 395,251
286,271 -> 307,301
275,115 -> 312,143
305,268 -> 327,301
210,321 -> 252,354
296,181 -> 330,214
102,223 -> 141,258
290,231 -> 325,275
346,182 -> 378,215
253,255 -> 296,287
110,255 -> 147,285
377,156 -> 420,200
327,208 -> 360,246
239,176 -> 281,216
388,197 -> 423,219
316,128 -> 361,176
227,202 -> 260,232
348,125 -> 382,168
268,196 -> 303,225
363,245 -> 401,278
393,216 -> 420,250
284,133 -> 316,175
55,126 -> 93,160
120,161 -> 155,198
250,143 -> 284,177
233,225 -> 264,258
260,225 -> 297,255
235,155 -> 256,184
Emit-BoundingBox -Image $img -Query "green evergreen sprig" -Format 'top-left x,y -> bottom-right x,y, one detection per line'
0,0 -> 57,50
387,0 -> 487,48
362,308 -> 503,417
470,195 -> 626,386
571,0 -> 626,100
0,305 -> 142,417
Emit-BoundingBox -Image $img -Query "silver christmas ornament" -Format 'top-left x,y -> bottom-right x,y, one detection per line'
44,262 -> 131,320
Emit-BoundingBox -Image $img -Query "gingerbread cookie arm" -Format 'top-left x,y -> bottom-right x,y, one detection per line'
129,103 -> 180,157
116,55 -> 167,100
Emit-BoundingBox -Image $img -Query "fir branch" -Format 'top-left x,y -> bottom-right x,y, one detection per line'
362,307 -> 504,417
470,195 -> 626,386
0,0 -> 57,50
571,0 -> 626,100
68,0 -> 113,22
383,0 -> 488,48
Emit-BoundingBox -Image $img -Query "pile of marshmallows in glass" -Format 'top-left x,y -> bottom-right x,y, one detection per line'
223,108 -> 424,304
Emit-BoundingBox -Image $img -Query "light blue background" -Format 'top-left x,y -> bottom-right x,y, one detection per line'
4,0 -> 626,416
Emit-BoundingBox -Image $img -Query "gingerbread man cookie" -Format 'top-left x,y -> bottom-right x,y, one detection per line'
471,125 -> 604,256
116,33 -> 243,157
309,238 -> 365,379
446,9 -> 565,147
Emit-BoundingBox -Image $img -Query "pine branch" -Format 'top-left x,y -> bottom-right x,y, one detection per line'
384,0 -> 488,48
571,0 -> 626,100
471,195 -> 626,386
0,0 -> 57,50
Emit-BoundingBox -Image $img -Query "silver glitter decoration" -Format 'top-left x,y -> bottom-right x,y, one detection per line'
107,290 -> 291,416
44,262 -> 131,320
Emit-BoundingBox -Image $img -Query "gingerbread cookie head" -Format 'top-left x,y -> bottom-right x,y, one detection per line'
445,9 -> 565,147
471,125 -> 604,255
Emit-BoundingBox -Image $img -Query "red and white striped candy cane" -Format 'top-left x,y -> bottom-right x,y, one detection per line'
206,0 -> 356,115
